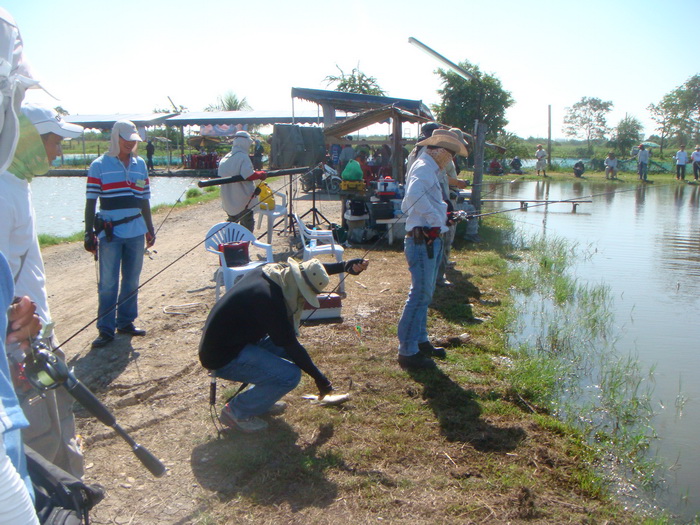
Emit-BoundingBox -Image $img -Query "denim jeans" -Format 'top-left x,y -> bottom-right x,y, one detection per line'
397,236 -> 442,356
97,234 -> 144,335
215,336 -> 301,419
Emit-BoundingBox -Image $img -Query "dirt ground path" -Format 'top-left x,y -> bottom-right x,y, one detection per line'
43,187 -> 403,523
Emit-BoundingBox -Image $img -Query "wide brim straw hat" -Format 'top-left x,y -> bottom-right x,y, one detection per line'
288,257 -> 330,308
416,129 -> 469,157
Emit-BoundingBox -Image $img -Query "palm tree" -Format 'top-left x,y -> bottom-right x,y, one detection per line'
205,91 -> 252,112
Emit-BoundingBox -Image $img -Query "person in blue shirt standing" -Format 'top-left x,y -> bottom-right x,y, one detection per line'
397,129 -> 468,369
84,120 -> 156,349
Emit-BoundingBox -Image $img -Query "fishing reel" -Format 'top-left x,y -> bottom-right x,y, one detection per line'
22,341 -> 70,393
447,210 -> 472,224
20,340 -> 166,477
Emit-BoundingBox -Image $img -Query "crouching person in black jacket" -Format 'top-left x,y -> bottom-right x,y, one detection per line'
199,257 -> 368,433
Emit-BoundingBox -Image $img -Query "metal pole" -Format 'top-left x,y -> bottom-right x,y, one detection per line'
471,121 -> 487,214
547,105 -> 552,169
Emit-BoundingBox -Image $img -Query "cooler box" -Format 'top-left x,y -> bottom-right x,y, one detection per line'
302,293 -> 342,320
370,201 -> 394,220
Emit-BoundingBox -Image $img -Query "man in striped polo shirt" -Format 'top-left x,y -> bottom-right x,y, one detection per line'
84,120 -> 155,349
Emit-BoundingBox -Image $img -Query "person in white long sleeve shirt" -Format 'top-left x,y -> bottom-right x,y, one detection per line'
674,145 -> 688,181
691,145 -> 700,181
397,129 -> 468,369
635,145 -> 650,181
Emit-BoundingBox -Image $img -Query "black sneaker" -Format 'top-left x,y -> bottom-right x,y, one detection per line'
398,352 -> 436,369
91,332 -> 114,348
117,323 -> 146,336
418,341 -> 447,359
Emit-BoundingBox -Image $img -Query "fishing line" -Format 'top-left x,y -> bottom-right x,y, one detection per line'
59,171 -> 307,347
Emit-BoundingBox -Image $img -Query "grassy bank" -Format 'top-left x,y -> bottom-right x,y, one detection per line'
193,213 -> 668,523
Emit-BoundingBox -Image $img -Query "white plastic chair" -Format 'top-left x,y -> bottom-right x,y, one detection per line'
293,214 -> 345,294
205,222 -> 274,300
256,188 -> 288,244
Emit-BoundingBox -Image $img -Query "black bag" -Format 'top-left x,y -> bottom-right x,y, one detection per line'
26,446 -> 104,525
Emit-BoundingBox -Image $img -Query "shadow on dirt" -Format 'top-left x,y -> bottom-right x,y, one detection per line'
67,336 -> 138,392
191,420 -> 396,512
406,367 -> 526,452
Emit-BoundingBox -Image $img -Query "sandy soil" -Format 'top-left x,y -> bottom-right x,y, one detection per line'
44,188 -> 401,523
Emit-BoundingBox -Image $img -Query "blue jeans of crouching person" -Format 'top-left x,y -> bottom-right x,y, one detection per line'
215,336 -> 301,419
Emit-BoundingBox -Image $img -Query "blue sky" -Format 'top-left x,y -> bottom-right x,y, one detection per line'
5,0 -> 697,139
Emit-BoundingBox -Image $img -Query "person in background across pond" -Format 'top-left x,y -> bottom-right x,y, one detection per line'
509,156 -> 523,174
535,144 -> 547,176
604,152 -> 618,180
691,145 -> 700,182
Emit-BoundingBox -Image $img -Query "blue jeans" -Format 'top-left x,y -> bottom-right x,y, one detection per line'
397,236 -> 442,356
215,336 -> 301,419
97,234 -> 144,335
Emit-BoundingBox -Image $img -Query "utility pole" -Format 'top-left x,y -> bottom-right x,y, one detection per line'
407,37 -> 485,212
547,105 -> 552,169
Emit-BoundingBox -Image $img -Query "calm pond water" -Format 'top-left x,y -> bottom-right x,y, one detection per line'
30,176 -> 200,237
484,179 -> 700,521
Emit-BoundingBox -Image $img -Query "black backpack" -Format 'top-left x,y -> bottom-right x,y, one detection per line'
26,446 -> 104,525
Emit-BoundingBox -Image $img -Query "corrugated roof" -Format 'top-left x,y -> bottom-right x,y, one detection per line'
324,106 -> 430,138
292,87 -> 434,119
163,109 -> 323,126
64,113 -> 176,129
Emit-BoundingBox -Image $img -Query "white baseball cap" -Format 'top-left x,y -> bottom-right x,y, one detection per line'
21,103 -> 83,138
113,120 -> 142,142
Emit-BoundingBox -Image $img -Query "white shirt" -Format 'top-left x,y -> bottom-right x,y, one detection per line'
691,150 -> 700,163
401,151 -> 448,233
219,147 -> 255,216
0,171 -> 51,326
636,149 -> 650,163
674,150 -> 688,165
604,157 -> 618,168
535,148 -> 546,159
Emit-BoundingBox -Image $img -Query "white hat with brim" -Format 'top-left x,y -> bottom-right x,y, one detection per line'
416,129 -> 469,157
288,257 -> 330,308
21,103 -> 83,138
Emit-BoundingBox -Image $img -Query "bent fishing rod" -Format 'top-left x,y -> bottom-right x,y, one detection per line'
330,179 -> 677,292
470,182 -> 675,220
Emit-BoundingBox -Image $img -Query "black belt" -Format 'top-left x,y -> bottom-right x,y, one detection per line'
94,213 -> 142,241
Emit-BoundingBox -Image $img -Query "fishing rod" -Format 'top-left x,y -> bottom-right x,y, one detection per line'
197,167 -> 310,188
471,182 -> 675,220
478,176 -> 523,199
323,179 -> 677,297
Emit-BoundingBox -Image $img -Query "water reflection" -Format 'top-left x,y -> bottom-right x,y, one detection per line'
486,180 -> 700,521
